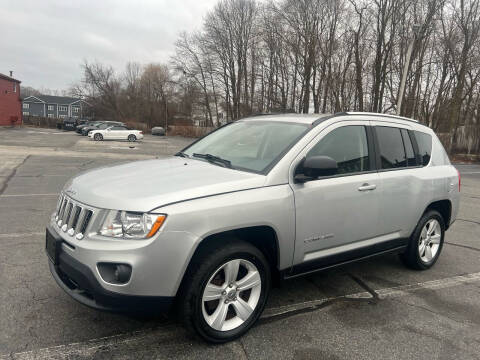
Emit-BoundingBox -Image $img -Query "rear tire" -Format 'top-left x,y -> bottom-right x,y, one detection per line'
128,134 -> 136,142
179,239 -> 270,343
94,133 -> 103,141
401,210 -> 445,270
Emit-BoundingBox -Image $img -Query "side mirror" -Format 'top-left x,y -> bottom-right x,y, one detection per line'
295,156 -> 338,183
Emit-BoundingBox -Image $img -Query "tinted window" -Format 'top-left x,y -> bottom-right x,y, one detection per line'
414,131 -> 432,166
111,126 -> 126,130
307,126 -> 370,175
401,129 -> 416,166
376,127 -> 407,169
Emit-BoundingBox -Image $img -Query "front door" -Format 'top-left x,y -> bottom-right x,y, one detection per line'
290,122 -> 381,272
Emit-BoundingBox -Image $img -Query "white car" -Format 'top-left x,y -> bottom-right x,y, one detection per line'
88,125 -> 144,142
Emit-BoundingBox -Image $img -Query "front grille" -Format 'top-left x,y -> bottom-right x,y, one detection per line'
55,194 -> 94,238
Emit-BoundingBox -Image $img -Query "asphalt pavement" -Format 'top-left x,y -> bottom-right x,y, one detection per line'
1,127 -> 480,359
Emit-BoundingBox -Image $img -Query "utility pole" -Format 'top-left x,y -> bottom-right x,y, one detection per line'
397,24 -> 421,115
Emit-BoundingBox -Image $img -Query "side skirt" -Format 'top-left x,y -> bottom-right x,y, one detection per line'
283,238 -> 408,279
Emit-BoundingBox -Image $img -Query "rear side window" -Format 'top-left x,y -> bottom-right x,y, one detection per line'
414,131 -> 432,166
307,125 -> 370,175
375,127 -> 407,169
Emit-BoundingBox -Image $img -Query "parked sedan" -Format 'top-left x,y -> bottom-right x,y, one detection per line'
77,121 -> 102,134
82,121 -> 124,136
88,125 -> 143,142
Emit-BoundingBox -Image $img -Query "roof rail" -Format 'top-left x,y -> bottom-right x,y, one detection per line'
344,112 -> 419,123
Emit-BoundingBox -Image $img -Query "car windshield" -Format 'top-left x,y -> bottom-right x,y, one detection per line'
182,121 -> 309,173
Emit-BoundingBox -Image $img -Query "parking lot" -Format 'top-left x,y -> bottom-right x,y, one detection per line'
1,126 -> 480,359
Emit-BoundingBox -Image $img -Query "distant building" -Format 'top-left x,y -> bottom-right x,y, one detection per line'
0,72 -> 21,126
22,95 -> 91,119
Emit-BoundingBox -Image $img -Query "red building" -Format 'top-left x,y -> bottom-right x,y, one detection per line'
0,72 -> 22,126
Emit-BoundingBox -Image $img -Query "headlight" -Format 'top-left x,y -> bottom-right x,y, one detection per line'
98,210 -> 166,239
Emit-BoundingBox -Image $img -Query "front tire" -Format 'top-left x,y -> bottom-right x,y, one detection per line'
401,210 -> 445,270
94,133 -> 103,141
179,240 -> 271,343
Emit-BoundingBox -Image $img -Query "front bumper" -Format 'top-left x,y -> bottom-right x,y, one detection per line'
47,224 -> 176,313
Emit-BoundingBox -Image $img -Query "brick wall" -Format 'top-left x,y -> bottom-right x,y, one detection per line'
0,77 -> 21,126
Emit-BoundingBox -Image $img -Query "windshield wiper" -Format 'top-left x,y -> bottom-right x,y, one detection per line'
175,151 -> 189,158
192,153 -> 231,168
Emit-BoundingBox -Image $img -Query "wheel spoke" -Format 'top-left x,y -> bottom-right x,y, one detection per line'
420,226 -> 428,240
430,234 -> 441,245
232,298 -> 254,321
419,242 -> 426,257
209,301 -> 229,330
224,260 -> 240,284
236,270 -> 261,291
427,220 -> 437,236
203,283 -> 223,301
425,245 -> 433,261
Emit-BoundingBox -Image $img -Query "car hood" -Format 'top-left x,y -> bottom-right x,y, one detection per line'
63,157 -> 266,212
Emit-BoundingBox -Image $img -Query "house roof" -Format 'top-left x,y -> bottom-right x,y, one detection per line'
23,95 -> 90,105
0,73 -> 21,83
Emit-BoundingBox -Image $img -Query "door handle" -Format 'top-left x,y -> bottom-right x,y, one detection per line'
358,183 -> 377,191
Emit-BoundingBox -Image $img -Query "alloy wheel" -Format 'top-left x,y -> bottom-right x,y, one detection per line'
201,259 -> 262,332
418,219 -> 441,262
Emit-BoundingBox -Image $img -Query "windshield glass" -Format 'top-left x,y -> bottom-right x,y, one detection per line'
183,121 -> 309,173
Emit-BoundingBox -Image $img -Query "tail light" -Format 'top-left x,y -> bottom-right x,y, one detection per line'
457,169 -> 461,192
140,131 -> 143,135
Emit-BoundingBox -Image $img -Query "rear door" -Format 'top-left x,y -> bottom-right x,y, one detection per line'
290,121 -> 382,270
372,122 -> 427,239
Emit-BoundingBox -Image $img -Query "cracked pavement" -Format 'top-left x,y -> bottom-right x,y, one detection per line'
1,127 -> 480,359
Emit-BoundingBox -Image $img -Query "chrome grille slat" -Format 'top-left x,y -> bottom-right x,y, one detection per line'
75,209 -> 86,234
64,202 -> 73,225
57,197 -> 68,221
80,210 -> 93,235
55,194 -> 94,238
69,205 -> 81,230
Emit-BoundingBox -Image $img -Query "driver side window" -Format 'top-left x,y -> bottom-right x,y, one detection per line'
307,125 -> 370,176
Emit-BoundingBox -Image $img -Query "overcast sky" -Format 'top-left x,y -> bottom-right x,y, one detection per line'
0,0 -> 218,91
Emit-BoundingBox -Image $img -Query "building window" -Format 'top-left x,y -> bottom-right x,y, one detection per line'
59,115 -> 66,119
48,105 -> 54,111
23,103 -> 29,109
23,111 -> 29,116
59,105 -> 68,112
72,107 -> 79,113
47,114 -> 55,118
14,83 -> 17,93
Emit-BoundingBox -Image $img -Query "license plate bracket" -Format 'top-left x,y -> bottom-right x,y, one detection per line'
46,227 -> 62,265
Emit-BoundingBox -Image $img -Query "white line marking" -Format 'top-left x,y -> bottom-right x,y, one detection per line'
263,272 -> 480,318
2,272 -> 480,359
0,193 -> 58,197
461,171 -> 480,175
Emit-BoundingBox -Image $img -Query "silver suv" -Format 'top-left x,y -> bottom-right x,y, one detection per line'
46,112 -> 460,342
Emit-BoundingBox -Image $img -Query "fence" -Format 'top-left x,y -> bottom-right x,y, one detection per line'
22,116 -> 60,129
167,125 -> 216,138
438,125 -> 480,155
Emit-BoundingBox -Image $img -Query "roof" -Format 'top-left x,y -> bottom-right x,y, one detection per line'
0,73 -> 21,83
242,113 -> 332,125
23,95 -> 90,105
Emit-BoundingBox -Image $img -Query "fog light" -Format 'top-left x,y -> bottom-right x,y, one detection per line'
97,263 -> 132,284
